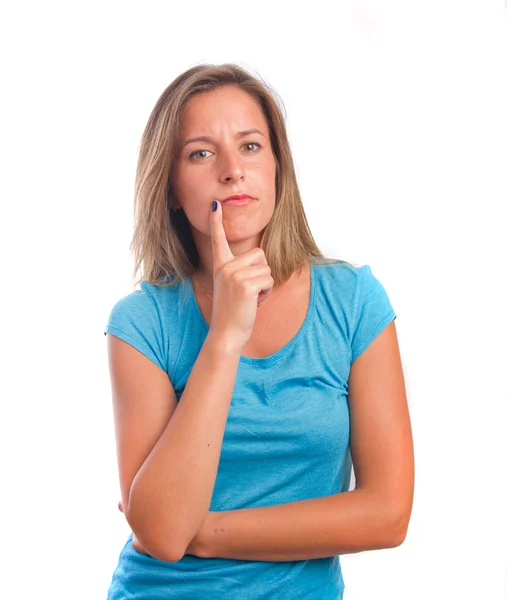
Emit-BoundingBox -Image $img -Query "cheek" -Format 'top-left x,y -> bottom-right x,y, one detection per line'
254,158 -> 276,185
261,161 -> 277,195
173,165 -> 205,198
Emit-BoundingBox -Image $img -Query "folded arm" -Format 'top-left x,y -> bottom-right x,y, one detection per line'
197,321 -> 414,561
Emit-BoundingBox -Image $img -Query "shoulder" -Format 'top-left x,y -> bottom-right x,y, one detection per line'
315,258 -> 389,293
106,281 -> 160,324
103,276 -> 186,373
312,257 -> 365,291
107,275 -> 188,318
314,258 -> 397,362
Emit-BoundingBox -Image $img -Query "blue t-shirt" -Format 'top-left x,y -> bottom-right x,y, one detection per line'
103,260 -> 396,600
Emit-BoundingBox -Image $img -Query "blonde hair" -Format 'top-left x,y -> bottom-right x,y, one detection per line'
130,62 -> 354,291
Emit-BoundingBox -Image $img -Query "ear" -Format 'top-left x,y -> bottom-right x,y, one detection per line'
167,190 -> 181,211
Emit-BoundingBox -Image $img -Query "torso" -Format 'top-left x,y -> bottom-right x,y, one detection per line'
192,263 -> 311,359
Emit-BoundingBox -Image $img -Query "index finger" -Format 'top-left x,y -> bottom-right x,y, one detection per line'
210,200 -> 235,272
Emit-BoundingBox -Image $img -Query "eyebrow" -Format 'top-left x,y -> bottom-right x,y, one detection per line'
181,128 -> 265,149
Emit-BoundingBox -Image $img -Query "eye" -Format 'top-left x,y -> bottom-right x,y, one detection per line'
189,141 -> 262,160
243,141 -> 261,152
189,149 -> 210,160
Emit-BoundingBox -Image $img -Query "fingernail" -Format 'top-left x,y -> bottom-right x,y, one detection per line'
212,200 -> 218,212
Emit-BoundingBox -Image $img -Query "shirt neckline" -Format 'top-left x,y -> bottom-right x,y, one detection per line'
188,262 -> 316,368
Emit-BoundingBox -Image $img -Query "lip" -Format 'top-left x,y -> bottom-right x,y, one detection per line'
222,193 -> 253,204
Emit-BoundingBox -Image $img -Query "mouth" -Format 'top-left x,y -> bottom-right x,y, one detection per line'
222,197 -> 253,207
222,193 -> 253,202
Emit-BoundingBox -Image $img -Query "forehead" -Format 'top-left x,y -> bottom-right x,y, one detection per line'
178,87 -> 267,136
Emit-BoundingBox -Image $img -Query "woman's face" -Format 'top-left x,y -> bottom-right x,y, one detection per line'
170,86 -> 277,252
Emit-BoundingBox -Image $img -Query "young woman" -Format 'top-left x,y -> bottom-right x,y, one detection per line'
104,63 -> 414,599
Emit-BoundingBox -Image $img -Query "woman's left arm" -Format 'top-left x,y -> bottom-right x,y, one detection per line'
196,321 -> 415,561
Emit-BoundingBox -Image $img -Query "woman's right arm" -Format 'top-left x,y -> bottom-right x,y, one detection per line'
108,330 -> 242,563
110,200 -> 274,563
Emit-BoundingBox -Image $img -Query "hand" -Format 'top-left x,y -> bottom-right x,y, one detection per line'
208,199 -> 274,349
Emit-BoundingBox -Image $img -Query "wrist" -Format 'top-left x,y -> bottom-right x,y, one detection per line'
206,330 -> 244,357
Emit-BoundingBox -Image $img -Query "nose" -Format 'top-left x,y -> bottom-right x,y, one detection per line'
218,149 -> 246,183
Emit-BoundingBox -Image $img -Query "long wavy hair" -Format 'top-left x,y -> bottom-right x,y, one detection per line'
129,62 -> 354,291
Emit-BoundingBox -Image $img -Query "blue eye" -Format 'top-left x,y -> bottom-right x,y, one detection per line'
189,141 -> 261,160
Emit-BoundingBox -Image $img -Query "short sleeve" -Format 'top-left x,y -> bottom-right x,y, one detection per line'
103,285 -> 167,373
350,265 -> 397,363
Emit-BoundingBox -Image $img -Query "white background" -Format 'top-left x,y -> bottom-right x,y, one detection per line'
1,1 -> 506,598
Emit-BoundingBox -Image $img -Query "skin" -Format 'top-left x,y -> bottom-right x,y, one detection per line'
169,85 -> 278,295
118,85 -> 280,557
118,500 -> 205,556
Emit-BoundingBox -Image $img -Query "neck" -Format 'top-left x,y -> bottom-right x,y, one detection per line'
194,269 -> 214,299
194,267 -> 214,299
